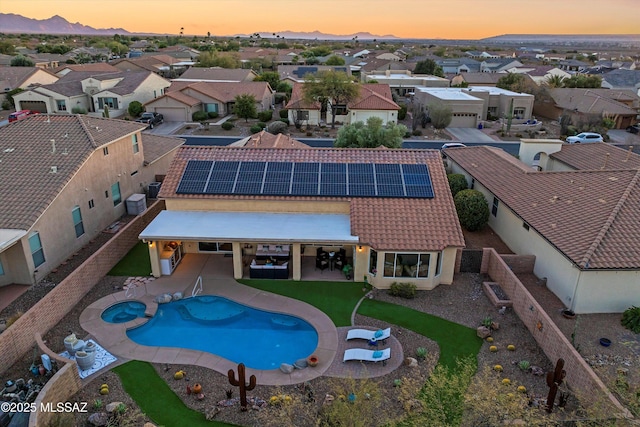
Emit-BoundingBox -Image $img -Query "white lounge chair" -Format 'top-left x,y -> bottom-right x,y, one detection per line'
343,348 -> 391,365
346,327 -> 391,342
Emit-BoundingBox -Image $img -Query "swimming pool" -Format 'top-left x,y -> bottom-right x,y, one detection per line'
126,295 -> 318,370
101,301 -> 147,324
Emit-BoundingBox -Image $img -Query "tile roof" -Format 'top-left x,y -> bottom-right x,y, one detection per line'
445,146 -> 640,269
550,143 -> 640,171
155,90 -> 201,107
0,115 -> 146,231
159,146 -> 465,251
350,84 -> 399,110
0,67 -> 55,90
141,134 -> 185,164
176,68 -> 256,82
284,83 -> 321,110
547,88 -> 637,115
54,63 -> 119,74
177,81 -> 272,103
234,131 -> 310,149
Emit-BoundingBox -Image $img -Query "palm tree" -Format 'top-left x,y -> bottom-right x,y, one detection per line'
180,27 -> 184,37
545,74 -> 565,88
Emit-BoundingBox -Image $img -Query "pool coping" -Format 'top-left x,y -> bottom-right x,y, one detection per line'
80,280 -> 338,386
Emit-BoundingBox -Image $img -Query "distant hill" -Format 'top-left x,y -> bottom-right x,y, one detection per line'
0,13 -> 130,35
234,30 -> 398,41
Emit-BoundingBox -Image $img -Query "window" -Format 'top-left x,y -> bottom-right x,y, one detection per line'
0,259 -> 4,276
56,99 -> 67,111
205,103 -> 219,113
98,97 -> 118,109
470,178 -> 475,189
492,197 -> 499,217
198,242 -> 232,252
103,147 -> 109,156
29,232 -> 45,267
513,107 -> 525,118
436,252 -> 442,276
297,110 -> 309,120
522,222 -> 530,231
111,182 -> 121,206
88,199 -> 95,209
72,206 -> 85,238
333,105 -> 347,115
383,252 -> 430,278
369,249 -> 377,275
132,134 -> 139,154
130,170 -> 138,176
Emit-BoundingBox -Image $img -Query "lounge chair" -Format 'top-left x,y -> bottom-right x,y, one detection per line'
343,348 -> 391,365
346,327 -> 391,343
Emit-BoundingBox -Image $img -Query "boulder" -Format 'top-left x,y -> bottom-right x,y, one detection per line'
172,292 -> 183,301
88,412 -> 109,426
476,326 -> 491,339
404,357 -> 418,368
144,423 -> 158,427
293,358 -> 308,369
106,402 -> 124,413
279,363 -> 294,374
490,321 -> 500,331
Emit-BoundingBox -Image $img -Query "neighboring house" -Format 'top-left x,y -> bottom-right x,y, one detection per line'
465,50 -> 501,59
172,67 -> 257,83
277,65 -> 351,85
63,46 -> 111,62
534,88 -> 639,129
375,52 -> 403,62
54,63 -> 120,77
140,146 -> 465,290
434,58 -> 481,74
0,115 -> 184,286
284,83 -> 322,126
354,58 -> 414,75
362,70 -> 449,97
330,83 -> 400,126
230,130 -> 311,148
25,53 -> 64,69
557,59 -> 590,73
111,54 -> 186,77
480,58 -> 523,73
599,69 -> 640,97
502,66 -> 571,86
0,66 -> 59,104
449,72 -> 505,87
444,142 -> 640,313
13,71 -> 170,117
414,86 -> 534,127
146,81 -> 274,121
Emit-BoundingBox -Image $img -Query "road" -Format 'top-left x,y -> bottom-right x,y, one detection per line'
179,135 -> 522,156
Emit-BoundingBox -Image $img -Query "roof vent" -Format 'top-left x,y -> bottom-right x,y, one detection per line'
50,139 -> 56,154
3,148 -> 14,153
50,166 -> 58,173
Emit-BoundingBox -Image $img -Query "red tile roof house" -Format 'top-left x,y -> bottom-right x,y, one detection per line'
139,146 -> 465,290
144,81 -> 274,122
0,115 -> 184,286
443,142 -> 640,313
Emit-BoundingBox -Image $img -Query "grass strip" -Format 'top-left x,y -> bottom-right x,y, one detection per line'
113,360 -> 238,427
108,241 -> 152,276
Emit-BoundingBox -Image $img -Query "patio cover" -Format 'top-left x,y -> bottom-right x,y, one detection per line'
139,211 -> 360,244
0,229 -> 27,252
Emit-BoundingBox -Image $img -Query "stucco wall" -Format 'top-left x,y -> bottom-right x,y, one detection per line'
164,198 -> 351,215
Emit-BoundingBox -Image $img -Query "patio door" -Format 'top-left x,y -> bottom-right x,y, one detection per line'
198,242 -> 233,253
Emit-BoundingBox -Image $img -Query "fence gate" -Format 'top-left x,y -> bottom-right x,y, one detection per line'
460,249 -> 482,273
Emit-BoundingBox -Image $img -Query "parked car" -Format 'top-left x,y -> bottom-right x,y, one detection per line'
565,132 -> 603,144
626,123 -> 640,134
135,112 -> 164,129
441,143 -> 467,149
8,110 -> 35,122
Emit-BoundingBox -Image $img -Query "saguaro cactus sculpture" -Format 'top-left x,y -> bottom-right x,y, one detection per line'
545,358 -> 566,413
228,363 -> 256,411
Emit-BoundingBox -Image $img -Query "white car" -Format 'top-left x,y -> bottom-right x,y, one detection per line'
441,143 -> 467,149
565,132 -> 603,144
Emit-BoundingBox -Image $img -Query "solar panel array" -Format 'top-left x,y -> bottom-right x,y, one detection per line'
176,161 -> 434,198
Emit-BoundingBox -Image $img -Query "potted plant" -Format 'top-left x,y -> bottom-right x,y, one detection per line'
307,355 -> 318,367
342,264 -> 353,280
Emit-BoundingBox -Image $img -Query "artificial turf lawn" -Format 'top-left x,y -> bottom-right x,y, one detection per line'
238,279 -> 367,326
357,298 -> 483,370
108,241 -> 152,276
113,360 -> 238,427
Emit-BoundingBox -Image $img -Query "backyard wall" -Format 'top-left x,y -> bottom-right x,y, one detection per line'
481,248 -> 629,415
0,200 -> 165,374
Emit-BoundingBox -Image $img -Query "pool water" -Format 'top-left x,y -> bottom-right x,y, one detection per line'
102,301 -> 147,323
126,295 -> 318,370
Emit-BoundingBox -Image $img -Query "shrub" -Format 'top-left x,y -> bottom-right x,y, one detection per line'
415,347 -> 427,360
6,311 -> 23,328
398,104 -> 407,120
481,316 -> 493,328
128,101 -> 144,117
279,118 -> 290,125
207,111 -> 219,119
250,124 -> 263,133
412,129 -> 422,136
388,282 -> 416,299
454,189 -> 490,231
489,346 -> 498,352
493,365 -> 503,372
518,360 -> 530,371
517,385 -> 526,393
258,110 -> 273,122
507,344 -> 516,351
267,120 -> 288,134
71,106 -> 87,114
621,306 -> 640,333
192,111 -> 208,121
486,337 -> 494,343
221,122 -> 234,130
447,173 -> 468,197
502,378 -> 511,385
279,109 -> 289,119
403,131 -> 412,138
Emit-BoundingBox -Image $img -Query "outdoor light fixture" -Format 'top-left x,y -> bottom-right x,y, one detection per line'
358,245 -> 363,252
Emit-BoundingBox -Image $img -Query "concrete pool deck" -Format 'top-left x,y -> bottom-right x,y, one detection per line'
80,254 -> 403,385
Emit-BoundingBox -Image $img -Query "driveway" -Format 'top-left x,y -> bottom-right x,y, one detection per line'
143,121 -> 184,136
608,129 -> 640,144
446,127 -> 497,143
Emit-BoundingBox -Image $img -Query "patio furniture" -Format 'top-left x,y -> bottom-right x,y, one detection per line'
346,327 -> 391,343
343,348 -> 391,366
316,252 -> 329,272
75,350 -> 96,371
249,260 -> 289,279
256,244 -> 290,260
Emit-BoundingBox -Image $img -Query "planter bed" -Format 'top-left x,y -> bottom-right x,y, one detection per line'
482,281 -> 512,308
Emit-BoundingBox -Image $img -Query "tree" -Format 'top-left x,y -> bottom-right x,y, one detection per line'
413,59 -> 445,77
0,41 -> 16,55
325,55 -> 346,66
254,71 -> 280,91
454,189 -> 490,231
496,72 -> 528,93
564,74 -> 602,88
10,55 -> 34,67
128,101 -> 144,117
427,102 -> 453,129
334,117 -> 406,148
4,88 -> 24,108
233,94 -> 257,122
544,74 -> 566,88
447,174 -> 468,197
302,71 -> 360,129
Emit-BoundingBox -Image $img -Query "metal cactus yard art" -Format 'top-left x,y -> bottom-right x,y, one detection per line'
228,363 -> 256,411
545,358 -> 566,413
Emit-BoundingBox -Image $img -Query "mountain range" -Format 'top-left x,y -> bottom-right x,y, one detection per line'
0,13 -> 130,35
235,30 -> 398,40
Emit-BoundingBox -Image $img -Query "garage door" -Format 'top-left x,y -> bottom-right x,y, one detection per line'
449,113 -> 477,128
353,111 -> 387,124
20,101 -> 47,113
153,107 -> 186,122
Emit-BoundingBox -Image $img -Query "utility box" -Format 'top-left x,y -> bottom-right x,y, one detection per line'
148,182 -> 161,199
126,193 -> 147,215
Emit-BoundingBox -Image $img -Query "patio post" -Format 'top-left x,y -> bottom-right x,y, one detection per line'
232,242 -> 243,279
292,243 -> 301,280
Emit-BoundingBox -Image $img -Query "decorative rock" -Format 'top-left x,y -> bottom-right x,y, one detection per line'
293,358 -> 308,369
404,357 -> 418,368
106,402 -> 124,413
279,363 -> 294,374
323,394 -> 335,406
88,412 -> 109,426
490,321 -> 500,331
173,292 -> 183,301
477,326 -> 491,339
617,367 -> 629,376
530,365 -> 545,376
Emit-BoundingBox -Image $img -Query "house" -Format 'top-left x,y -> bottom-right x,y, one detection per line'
0,66 -> 59,104
145,81 -> 274,121
54,63 -> 120,77
354,58 -> 414,75
139,146 -> 465,290
557,59 -> 590,73
284,83 -> 322,126
502,66 -> 571,86
443,142 -> 640,313
13,70 -> 171,117
599,69 -> 640,97
434,58 -> 481,74
173,67 -> 258,83
480,58 -> 523,73
277,65 -> 351,85
362,70 -> 449,97
111,54 -> 186,77
230,130 -> 311,148
533,88 -> 639,129
414,86 -> 535,127
465,51 -> 501,59
449,72 -> 505,87
0,115 -> 184,286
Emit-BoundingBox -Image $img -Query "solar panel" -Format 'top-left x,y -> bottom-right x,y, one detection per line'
263,181 -> 291,194
205,180 -> 234,194
234,181 -> 262,194
185,160 -> 214,171
267,162 -> 293,172
177,180 -> 207,194
320,183 -> 347,196
213,161 -> 240,171
377,184 -> 405,197
239,161 -> 266,172
291,183 -> 319,195
405,185 -> 432,198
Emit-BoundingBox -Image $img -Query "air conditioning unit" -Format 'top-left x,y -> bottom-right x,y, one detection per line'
148,182 -> 161,199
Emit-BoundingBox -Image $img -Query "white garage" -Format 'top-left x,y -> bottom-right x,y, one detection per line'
449,112 -> 478,128
152,107 -> 189,122
351,110 -> 397,125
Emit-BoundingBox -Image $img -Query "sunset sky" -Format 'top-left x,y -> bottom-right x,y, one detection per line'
1,0 -> 638,39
